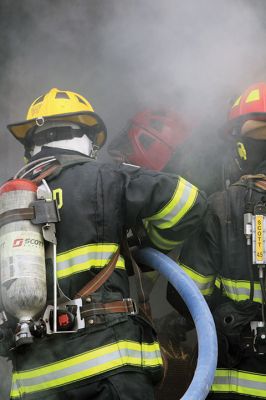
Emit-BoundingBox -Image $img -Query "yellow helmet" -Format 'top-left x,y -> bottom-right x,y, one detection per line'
7,88 -> 107,148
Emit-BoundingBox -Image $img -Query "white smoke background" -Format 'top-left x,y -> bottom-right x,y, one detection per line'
1,0 -> 266,184
1,0 -> 266,397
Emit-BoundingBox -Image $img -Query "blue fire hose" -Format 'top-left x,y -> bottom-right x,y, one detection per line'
134,247 -> 218,400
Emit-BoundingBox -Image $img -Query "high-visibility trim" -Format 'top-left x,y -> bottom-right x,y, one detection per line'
246,89 -> 260,103
144,222 -> 183,250
211,368 -> 266,397
56,243 -> 125,279
179,263 -> 215,295
221,277 -> 263,303
144,178 -> 198,229
215,277 -> 222,289
232,96 -> 241,107
10,340 -> 162,398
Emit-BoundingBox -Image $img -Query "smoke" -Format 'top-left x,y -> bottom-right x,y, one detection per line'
1,0 -> 266,184
1,1 -> 266,397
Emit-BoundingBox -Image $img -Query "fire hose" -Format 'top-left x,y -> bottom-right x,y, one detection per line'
134,247 -> 218,400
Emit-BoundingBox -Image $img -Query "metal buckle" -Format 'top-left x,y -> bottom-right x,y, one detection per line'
123,298 -> 138,315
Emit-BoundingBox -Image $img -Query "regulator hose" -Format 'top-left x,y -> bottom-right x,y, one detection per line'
134,247 -> 218,400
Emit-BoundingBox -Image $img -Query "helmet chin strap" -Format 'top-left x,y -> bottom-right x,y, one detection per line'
30,121 -> 93,158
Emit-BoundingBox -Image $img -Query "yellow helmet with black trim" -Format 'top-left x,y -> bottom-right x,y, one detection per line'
7,88 -> 107,148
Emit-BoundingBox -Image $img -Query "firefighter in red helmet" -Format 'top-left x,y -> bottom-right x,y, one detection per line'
108,109 -> 222,194
109,110 -> 199,399
0,89 -> 207,400
169,82 -> 266,399
108,109 -> 191,172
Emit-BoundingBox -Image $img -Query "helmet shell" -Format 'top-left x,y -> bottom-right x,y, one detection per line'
7,88 -> 107,148
108,110 -> 189,171
227,82 -> 266,135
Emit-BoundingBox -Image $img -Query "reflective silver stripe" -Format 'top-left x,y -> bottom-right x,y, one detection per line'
213,375 -> 266,390
150,180 -> 197,229
180,263 -> 215,295
56,244 -> 125,279
57,251 -> 124,272
10,341 -> 162,397
212,369 -> 266,396
222,278 -> 263,302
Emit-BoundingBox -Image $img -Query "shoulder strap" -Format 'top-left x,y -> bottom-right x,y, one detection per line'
121,236 -> 153,323
31,154 -> 93,185
74,248 -> 120,299
233,173 -> 266,191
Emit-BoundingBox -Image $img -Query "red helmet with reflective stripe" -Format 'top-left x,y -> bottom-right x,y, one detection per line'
108,110 -> 189,171
227,82 -> 266,135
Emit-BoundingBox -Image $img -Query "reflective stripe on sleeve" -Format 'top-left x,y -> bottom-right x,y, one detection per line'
144,177 -> 198,229
56,243 -> 125,279
10,340 -> 162,398
179,263 -> 215,295
144,222 -> 183,250
211,368 -> 266,398
221,277 -> 263,303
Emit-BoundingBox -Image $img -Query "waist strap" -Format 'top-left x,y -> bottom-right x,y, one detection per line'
81,298 -> 138,326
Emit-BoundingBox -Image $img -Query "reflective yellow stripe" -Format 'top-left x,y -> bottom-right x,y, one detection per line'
246,89 -> 260,103
145,222 -> 182,250
10,340 -> 162,398
211,368 -> 266,397
57,243 -> 119,263
221,277 -> 263,303
56,243 -> 125,279
179,263 -> 215,295
144,178 -> 198,229
215,277 -> 221,289
232,96 -> 241,107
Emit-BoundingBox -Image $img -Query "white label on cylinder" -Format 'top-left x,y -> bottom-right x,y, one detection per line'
0,231 -> 46,283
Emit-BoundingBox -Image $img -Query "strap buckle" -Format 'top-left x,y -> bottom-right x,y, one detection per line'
123,298 -> 138,315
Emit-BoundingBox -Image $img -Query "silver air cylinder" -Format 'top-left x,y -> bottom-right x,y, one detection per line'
0,179 -> 47,345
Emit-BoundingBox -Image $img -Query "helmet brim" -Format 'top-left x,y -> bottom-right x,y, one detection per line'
7,111 -> 107,148
225,112 -> 266,136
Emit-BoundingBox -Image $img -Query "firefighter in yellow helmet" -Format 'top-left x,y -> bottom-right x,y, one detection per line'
9,87 -> 107,161
168,82 -> 266,399
1,88 -> 207,400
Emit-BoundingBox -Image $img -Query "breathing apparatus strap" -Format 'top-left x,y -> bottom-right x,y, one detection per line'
0,207 -> 34,229
31,163 -> 60,185
234,173 -> 266,191
0,201 -> 60,229
16,154 -> 93,186
34,154 -> 94,183
121,236 -> 153,323
74,248 -> 120,300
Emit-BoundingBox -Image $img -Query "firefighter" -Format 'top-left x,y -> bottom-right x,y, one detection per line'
108,109 -> 223,194
1,88 -> 207,400
108,109 -> 193,177
108,109 -> 200,399
168,82 -> 266,399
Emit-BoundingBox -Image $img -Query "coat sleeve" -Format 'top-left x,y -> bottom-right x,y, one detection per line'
120,164 -> 207,251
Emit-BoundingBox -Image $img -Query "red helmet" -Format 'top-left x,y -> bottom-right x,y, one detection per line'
108,109 -> 189,171
227,82 -> 266,136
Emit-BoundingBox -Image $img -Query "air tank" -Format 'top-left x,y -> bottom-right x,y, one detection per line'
0,179 -> 47,323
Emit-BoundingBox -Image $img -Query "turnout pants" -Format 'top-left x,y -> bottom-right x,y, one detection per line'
39,372 -> 155,400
